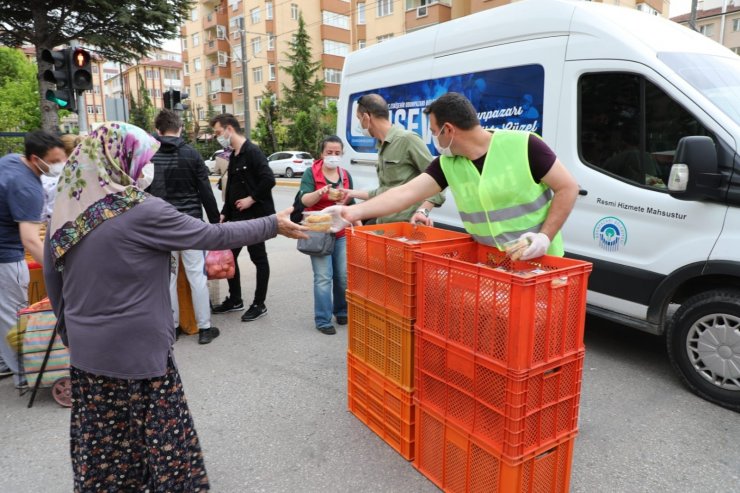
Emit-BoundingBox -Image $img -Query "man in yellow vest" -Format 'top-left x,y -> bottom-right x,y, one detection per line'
330,92 -> 579,260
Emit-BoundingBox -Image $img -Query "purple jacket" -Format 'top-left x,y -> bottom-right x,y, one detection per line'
43,196 -> 277,379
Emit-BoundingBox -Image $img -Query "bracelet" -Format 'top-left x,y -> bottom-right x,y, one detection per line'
415,208 -> 430,217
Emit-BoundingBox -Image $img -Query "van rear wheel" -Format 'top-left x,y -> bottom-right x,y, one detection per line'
667,289 -> 740,411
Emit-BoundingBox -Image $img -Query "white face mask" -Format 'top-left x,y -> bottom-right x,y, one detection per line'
432,127 -> 454,157
324,155 -> 341,169
216,131 -> 231,149
136,163 -> 154,190
36,157 -> 64,178
359,115 -> 372,138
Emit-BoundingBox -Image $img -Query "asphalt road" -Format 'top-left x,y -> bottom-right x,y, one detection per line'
0,184 -> 738,493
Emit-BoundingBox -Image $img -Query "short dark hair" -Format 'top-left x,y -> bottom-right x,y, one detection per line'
209,113 -> 241,133
320,135 -> 343,154
24,130 -> 64,160
424,92 -> 479,130
154,109 -> 183,134
356,94 -> 389,120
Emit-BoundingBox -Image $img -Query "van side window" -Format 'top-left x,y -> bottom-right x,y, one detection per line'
579,73 -> 713,190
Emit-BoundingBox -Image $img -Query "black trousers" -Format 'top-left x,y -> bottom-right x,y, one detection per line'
228,241 -> 269,306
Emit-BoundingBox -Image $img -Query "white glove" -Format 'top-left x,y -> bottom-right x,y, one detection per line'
519,232 -> 550,260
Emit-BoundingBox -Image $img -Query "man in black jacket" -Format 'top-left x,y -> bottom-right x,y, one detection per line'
148,109 -> 222,344
209,113 -> 276,322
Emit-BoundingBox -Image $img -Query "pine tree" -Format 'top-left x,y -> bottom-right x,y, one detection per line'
253,90 -> 285,155
128,73 -> 154,132
281,13 -> 324,116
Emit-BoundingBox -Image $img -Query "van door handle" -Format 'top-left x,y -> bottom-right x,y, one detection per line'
578,188 -> 588,196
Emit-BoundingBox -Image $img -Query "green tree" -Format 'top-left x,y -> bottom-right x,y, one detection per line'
0,0 -> 190,131
128,73 -> 154,132
281,13 -> 324,116
252,91 -> 287,155
0,47 -> 41,131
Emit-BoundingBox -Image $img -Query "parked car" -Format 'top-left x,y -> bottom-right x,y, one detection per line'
204,150 -> 230,175
267,151 -> 313,178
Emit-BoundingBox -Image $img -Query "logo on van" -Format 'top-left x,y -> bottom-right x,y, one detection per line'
593,217 -> 627,252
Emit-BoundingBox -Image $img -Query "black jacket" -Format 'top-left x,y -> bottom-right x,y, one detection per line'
222,139 -> 275,220
147,136 -> 220,223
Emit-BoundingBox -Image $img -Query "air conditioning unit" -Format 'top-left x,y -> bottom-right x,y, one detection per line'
416,6 -> 428,18
211,93 -> 217,100
236,88 -> 243,94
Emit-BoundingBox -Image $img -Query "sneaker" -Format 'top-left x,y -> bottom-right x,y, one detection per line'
15,380 -> 28,390
0,366 -> 12,379
317,325 -> 336,335
175,326 -> 184,341
212,297 -> 244,314
198,327 -> 220,345
241,304 -> 267,322
335,315 -> 348,326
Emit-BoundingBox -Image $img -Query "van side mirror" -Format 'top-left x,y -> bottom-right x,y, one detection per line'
668,136 -> 722,200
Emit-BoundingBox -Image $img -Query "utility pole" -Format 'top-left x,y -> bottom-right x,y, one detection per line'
689,0 -> 698,31
719,0 -> 729,45
240,29 -> 251,138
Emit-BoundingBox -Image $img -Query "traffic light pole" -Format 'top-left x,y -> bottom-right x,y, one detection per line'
240,29 -> 251,139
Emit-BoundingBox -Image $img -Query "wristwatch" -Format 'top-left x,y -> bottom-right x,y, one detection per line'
415,208 -> 430,217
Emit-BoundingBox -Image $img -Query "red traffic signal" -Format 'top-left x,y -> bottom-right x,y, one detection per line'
70,48 -> 93,92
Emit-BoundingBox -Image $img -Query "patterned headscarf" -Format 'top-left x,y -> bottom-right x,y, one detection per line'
49,122 -> 160,270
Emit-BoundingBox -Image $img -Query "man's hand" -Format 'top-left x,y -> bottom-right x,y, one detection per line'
219,214 -> 226,223
410,210 -> 433,227
519,232 -> 550,260
235,196 -> 256,211
276,208 -> 309,239
322,205 -> 358,227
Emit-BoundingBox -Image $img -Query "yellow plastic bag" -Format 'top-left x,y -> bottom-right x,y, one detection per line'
5,317 -> 28,352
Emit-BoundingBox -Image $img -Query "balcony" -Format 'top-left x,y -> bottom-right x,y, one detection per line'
204,38 -> 230,56
202,0 -> 223,8
321,25 -> 351,43
207,64 -> 232,79
405,1 -> 452,31
203,9 -> 228,31
209,92 -> 233,105
320,0 -> 351,14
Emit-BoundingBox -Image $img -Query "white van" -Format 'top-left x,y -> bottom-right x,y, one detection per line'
337,0 -> 740,410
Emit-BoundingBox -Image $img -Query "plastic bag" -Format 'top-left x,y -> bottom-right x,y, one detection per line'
205,250 -> 236,280
301,210 -> 350,233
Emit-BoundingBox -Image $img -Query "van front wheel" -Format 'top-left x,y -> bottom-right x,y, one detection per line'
667,289 -> 740,411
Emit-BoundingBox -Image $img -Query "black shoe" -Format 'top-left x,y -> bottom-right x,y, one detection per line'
317,325 -> 336,335
175,326 -> 184,341
198,327 -> 220,345
335,315 -> 348,325
0,366 -> 12,379
212,297 -> 244,314
241,304 -> 267,322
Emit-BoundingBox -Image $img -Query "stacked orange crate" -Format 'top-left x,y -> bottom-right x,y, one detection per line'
345,223 -> 472,460
413,242 -> 592,492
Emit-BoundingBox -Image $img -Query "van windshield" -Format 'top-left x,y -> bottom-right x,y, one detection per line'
659,52 -> 740,126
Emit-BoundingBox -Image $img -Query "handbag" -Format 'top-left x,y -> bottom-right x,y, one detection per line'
205,250 -> 236,279
290,189 -> 305,223
297,231 -> 336,256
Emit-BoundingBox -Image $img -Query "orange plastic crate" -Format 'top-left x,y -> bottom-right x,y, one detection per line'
415,242 -> 592,371
416,330 -> 583,460
347,291 -> 415,391
347,352 -> 415,460
346,223 -> 471,319
414,403 -> 575,493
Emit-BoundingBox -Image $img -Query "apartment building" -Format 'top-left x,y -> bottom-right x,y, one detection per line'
672,0 -> 740,53
181,0 -> 670,135
103,51 -> 184,113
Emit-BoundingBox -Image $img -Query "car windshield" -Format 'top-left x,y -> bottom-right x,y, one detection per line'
659,52 -> 740,126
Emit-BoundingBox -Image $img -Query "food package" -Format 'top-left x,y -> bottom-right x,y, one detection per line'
502,237 -> 531,261
327,188 -> 343,201
302,210 -> 349,233
205,250 -> 236,280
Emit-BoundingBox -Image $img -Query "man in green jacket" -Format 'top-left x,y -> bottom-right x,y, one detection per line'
346,93 -> 445,225
330,92 -> 578,260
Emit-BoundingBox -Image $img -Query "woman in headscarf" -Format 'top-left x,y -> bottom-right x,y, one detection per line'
42,122 -> 306,492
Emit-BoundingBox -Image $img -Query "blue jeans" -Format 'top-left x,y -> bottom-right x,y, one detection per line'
310,236 -> 347,328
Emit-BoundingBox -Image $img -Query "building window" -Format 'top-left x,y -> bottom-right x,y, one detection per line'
192,33 -> 200,47
184,63 -> 190,75
193,57 -> 202,71
269,63 -> 276,80
233,72 -> 243,88
732,47 -> 740,55
734,18 -> 740,32
191,8 -> 198,21
358,3 -> 366,24
377,34 -> 394,43
358,39 -> 366,49
233,45 -> 243,64
92,65 -> 99,74
252,37 -> 262,55
377,0 -> 393,17
323,11 -> 350,29
93,85 -> 101,94
96,105 -> 103,114
291,3 -> 299,20
198,108 -> 206,120
154,88 -> 161,98
699,24 -> 715,36
182,37 -> 188,50
255,96 -> 263,110
216,25 -> 227,39
325,97 -> 338,108
324,68 -> 341,84
268,33 -> 275,51
250,7 -> 260,24
253,66 -> 263,83
323,40 -> 350,56
87,105 -> 94,114
230,16 -> 244,33
266,1 -> 273,19
218,51 -> 228,66
195,83 -> 203,96
146,68 -> 159,79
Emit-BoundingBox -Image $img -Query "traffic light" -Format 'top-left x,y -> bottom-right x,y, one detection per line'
70,48 -> 93,92
41,48 -> 75,112
164,89 -> 189,111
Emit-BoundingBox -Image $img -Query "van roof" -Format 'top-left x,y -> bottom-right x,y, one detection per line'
344,0 -> 734,76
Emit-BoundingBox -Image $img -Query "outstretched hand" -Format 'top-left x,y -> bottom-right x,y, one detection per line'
276,207 -> 309,239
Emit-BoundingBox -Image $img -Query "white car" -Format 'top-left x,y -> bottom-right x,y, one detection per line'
204,150 -> 228,175
267,151 -> 313,178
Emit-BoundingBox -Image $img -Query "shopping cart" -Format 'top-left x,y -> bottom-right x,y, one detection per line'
13,298 -> 71,408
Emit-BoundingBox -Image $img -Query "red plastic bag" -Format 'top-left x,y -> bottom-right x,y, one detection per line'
205,250 -> 235,280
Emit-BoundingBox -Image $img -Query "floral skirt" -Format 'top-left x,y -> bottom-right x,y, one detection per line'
69,356 -> 209,492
